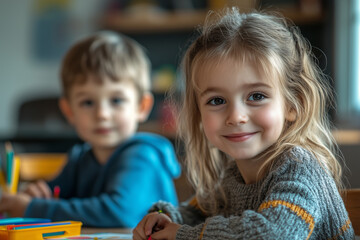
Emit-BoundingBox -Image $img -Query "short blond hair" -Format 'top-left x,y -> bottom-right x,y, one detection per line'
60,31 -> 150,100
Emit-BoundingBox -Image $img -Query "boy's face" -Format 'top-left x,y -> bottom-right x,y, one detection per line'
60,76 -> 151,150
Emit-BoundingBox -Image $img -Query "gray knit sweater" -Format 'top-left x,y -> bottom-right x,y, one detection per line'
151,147 -> 355,239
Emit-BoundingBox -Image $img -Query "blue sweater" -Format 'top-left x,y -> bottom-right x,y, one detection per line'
24,132 -> 181,227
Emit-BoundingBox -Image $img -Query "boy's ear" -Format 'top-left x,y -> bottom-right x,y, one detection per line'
59,97 -> 75,125
137,92 -> 154,122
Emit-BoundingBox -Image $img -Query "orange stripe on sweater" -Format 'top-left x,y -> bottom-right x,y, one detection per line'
258,200 -> 314,240
327,218 -> 352,240
198,223 -> 207,240
189,197 -> 199,208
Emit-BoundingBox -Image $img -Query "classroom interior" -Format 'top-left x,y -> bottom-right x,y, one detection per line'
0,0 -> 359,203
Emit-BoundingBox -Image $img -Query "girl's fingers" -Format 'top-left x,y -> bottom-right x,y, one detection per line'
133,212 -> 172,239
150,222 -> 180,240
144,213 -> 160,236
150,229 -> 169,240
132,228 -> 145,240
133,214 -> 154,239
144,212 -> 172,236
133,225 -> 146,239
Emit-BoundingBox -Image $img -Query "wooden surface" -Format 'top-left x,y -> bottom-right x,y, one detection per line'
82,227 -> 132,234
342,189 -> 360,235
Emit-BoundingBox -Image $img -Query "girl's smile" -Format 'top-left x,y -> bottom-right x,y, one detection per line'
223,131 -> 258,142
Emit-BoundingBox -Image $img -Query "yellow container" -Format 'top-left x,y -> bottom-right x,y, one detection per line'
0,221 -> 82,240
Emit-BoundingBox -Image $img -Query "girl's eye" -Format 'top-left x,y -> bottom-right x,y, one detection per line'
248,93 -> 265,101
80,99 -> 94,107
207,97 -> 226,106
111,97 -> 125,105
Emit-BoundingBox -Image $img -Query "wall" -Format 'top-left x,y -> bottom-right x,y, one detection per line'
340,145 -> 360,188
0,0 -> 102,137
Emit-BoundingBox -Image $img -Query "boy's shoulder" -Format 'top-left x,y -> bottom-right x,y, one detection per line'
124,132 -> 173,149
112,132 -> 181,177
130,132 -> 170,142
68,133 -> 174,159
116,132 -> 176,157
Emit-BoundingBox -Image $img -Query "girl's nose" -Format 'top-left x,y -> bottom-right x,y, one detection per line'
226,103 -> 248,125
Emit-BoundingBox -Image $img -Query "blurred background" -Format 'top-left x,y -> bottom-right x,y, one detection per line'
0,0 -> 359,188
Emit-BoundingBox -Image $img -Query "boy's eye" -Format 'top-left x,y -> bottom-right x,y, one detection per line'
80,99 -> 94,107
248,93 -> 265,101
207,97 -> 226,106
111,97 -> 125,105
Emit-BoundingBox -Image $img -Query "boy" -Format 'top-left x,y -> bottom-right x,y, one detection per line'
0,31 -> 181,227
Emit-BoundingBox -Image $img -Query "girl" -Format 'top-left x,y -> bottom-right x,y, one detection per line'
133,8 -> 354,240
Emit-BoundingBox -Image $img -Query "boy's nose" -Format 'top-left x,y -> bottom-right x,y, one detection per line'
96,103 -> 112,119
226,103 -> 248,125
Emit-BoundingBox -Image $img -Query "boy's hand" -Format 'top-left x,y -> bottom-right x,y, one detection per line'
22,180 -> 52,199
133,211 -> 180,240
0,192 -> 31,217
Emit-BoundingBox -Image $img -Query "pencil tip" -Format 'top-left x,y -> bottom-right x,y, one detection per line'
5,142 -> 13,152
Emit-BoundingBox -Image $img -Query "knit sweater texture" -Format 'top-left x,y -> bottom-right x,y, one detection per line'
151,147 -> 354,239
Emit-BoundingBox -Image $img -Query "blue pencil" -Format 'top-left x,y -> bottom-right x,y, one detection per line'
11,221 -> 72,230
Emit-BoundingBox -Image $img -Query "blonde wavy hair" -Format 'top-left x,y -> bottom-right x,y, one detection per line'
176,8 -> 343,215
60,31 -> 150,101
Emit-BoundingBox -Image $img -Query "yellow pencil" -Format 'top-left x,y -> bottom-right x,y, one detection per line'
10,156 -> 20,194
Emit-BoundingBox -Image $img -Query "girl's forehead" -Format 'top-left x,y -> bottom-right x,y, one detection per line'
194,56 -> 281,87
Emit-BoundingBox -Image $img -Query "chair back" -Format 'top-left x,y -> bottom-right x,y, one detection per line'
342,189 -> 360,236
17,97 -> 72,135
16,153 -> 67,181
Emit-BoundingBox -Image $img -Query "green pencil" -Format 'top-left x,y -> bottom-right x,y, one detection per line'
5,142 -> 14,186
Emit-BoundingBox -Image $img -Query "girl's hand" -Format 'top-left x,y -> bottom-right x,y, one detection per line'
0,192 -> 31,217
149,222 -> 181,240
22,180 -> 52,199
133,211 -> 181,240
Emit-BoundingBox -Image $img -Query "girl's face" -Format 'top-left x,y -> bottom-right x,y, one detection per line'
196,58 -> 291,162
